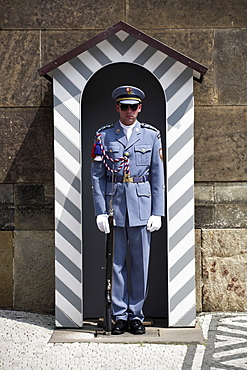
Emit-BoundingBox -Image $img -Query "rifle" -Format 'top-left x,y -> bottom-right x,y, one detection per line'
103,173 -> 115,335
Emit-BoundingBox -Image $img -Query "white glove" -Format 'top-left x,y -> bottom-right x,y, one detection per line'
96,214 -> 110,234
147,215 -> 162,232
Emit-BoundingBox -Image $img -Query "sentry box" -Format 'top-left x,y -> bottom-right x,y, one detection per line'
38,21 -> 207,328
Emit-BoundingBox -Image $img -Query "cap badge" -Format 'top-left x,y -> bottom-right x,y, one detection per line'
126,87 -> 133,95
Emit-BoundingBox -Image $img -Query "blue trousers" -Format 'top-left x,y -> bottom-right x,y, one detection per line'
111,223 -> 151,322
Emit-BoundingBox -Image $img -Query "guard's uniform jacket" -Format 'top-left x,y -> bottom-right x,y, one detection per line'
91,120 -> 165,226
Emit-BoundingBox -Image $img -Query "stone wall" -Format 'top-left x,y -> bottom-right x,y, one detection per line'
0,0 -> 246,314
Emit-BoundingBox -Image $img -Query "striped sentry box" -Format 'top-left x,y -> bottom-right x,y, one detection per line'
39,22 -> 207,328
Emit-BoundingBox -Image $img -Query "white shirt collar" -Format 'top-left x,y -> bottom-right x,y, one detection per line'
119,120 -> 137,141
119,120 -> 137,129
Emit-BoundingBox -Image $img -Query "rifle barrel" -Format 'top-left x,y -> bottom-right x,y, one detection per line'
104,215 -> 114,334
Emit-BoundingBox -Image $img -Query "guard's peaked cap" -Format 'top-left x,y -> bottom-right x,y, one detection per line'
112,85 -> 145,105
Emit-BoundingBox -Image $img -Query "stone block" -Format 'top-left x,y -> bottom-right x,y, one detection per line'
41,1 -> 124,29
194,106 -> 247,182
0,0 -> 42,28
14,230 -> 55,314
195,183 -> 214,204
215,182 -> 247,204
41,29 -> 101,67
1,0 -> 124,29
195,205 -> 214,229
0,184 -> 14,205
15,184 -> 44,206
40,29 -> 101,106
215,204 -> 247,229
0,31 -> 41,107
0,108 -> 54,183
149,29 -> 213,105
214,29 -> 247,105
15,205 -> 54,230
202,229 -> 247,311
127,0 -> 247,28
41,79 -> 53,108
195,229 -> 202,312
0,207 -> 14,231
0,231 -> 13,308
44,185 -> 54,205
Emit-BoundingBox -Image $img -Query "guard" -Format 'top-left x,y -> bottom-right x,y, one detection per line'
91,85 -> 165,335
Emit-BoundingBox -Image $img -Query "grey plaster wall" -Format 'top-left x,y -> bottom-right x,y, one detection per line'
0,0 -> 246,313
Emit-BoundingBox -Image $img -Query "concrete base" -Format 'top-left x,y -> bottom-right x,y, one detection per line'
49,319 -> 204,344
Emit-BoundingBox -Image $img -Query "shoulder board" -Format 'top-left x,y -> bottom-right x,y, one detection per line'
141,123 -> 159,132
97,123 -> 114,133
141,123 -> 161,139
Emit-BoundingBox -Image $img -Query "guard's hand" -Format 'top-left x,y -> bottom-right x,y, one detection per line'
147,215 -> 162,232
96,214 -> 110,234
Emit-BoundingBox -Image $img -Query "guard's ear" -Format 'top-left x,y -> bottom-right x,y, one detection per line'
137,104 -> 142,113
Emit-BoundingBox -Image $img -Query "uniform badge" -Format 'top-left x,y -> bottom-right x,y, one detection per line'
126,87 -> 133,95
159,148 -> 163,162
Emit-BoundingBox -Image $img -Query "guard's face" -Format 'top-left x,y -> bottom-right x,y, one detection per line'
116,103 -> 142,126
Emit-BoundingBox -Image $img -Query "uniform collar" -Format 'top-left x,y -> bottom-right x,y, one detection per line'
119,120 -> 137,131
115,121 -> 141,149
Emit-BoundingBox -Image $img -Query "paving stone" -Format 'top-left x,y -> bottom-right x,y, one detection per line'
0,310 -> 246,370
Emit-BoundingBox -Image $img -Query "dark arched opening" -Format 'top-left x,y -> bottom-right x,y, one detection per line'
82,62 -> 168,324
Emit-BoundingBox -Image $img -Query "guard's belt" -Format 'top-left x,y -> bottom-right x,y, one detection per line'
107,175 -> 149,183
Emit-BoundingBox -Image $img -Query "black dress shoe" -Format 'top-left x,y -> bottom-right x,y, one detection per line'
111,319 -> 128,335
129,319 -> 146,335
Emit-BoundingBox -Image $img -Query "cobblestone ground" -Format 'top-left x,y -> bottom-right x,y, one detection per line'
183,313 -> 247,370
0,310 -> 247,369
201,313 -> 247,370
0,310 -> 187,369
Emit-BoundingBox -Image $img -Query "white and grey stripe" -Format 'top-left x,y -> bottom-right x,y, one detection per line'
52,29 -> 196,327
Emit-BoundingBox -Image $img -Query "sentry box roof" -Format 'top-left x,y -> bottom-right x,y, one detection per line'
38,21 -> 207,83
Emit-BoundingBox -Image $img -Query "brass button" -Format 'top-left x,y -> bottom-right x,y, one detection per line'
142,148 -> 146,152
124,152 -> 130,156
